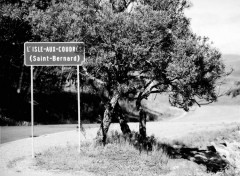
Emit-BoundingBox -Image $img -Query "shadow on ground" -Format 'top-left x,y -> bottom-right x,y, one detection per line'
158,143 -> 229,173
102,131 -> 229,173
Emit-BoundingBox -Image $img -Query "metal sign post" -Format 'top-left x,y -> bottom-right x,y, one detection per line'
24,42 -> 85,158
31,66 -> 34,158
77,66 -> 81,153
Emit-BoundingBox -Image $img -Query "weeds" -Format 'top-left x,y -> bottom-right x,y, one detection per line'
35,141 -> 171,176
35,127 -> 240,176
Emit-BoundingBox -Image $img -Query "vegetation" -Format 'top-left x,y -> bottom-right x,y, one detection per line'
34,127 -> 240,176
0,0 -> 228,143
1,1 -> 239,175
174,123 -> 240,149
36,143 -> 170,176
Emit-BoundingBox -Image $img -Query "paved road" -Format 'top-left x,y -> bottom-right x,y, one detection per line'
0,124 -> 99,144
109,105 -> 240,140
2,105 -> 239,144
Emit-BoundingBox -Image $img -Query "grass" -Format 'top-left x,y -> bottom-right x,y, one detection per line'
32,132 -> 224,176
30,54 -> 240,175
35,142 -> 171,176
35,142 -> 220,176
33,124 -> 240,176
169,123 -> 240,176
173,123 -> 240,149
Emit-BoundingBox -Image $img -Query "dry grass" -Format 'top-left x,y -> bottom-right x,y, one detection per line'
34,129 -> 240,176
32,120 -> 240,176
35,141 -> 223,176
35,142 -> 171,176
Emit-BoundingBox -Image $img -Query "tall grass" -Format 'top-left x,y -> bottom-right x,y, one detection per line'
34,122 -> 240,176
35,142 -> 171,176
34,130 -> 229,176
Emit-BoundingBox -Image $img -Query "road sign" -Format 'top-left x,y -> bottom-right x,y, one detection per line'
24,42 -> 85,66
24,42 -> 84,158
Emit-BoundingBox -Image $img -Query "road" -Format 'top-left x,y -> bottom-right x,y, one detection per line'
1,105 -> 239,144
109,105 -> 240,140
0,124 -> 99,144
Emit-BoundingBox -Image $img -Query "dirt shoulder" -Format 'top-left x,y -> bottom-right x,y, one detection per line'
0,129 -> 98,176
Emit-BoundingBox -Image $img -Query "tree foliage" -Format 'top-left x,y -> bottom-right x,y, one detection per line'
0,0 -> 228,128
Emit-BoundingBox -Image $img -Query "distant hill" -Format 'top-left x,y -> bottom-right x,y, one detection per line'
222,54 -> 240,81
222,54 -> 240,61
208,54 -> 240,105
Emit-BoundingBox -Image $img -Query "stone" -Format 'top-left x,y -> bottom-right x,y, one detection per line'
207,145 -> 217,153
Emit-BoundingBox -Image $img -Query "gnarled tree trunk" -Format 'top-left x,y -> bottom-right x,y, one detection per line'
115,102 -> 131,135
136,93 -> 147,141
99,103 -> 113,145
97,93 -> 131,144
139,108 -> 146,141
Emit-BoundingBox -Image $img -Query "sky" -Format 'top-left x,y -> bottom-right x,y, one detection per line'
184,0 -> 240,55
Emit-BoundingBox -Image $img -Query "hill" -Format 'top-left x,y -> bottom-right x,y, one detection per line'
213,54 -> 240,105
142,54 -> 240,118
222,54 -> 240,82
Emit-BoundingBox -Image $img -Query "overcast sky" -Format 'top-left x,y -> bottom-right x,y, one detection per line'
185,0 -> 240,55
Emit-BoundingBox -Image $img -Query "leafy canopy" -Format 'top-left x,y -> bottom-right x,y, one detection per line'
1,0 -> 228,111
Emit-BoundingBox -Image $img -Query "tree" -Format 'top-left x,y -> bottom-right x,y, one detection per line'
1,0 -> 228,144
0,0 -> 65,95
0,1 -> 80,123
29,0 -> 227,143
94,0 -> 227,142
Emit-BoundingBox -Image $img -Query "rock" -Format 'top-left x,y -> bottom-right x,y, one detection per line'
211,140 -> 240,172
207,145 -> 217,153
219,142 -> 227,147
211,142 -> 230,159
194,154 -> 208,160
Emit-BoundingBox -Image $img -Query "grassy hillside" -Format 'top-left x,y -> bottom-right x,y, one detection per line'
221,54 -> 240,83
212,54 -> 240,105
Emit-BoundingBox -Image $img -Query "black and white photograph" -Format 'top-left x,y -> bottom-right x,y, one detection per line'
0,0 -> 240,175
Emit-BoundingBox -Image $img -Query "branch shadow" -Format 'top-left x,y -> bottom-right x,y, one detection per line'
102,131 -> 230,173
150,142 -> 229,173
123,131 -> 229,173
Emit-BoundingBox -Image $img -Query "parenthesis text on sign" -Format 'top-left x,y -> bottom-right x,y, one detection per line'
77,55 -> 80,62
30,55 -> 32,62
